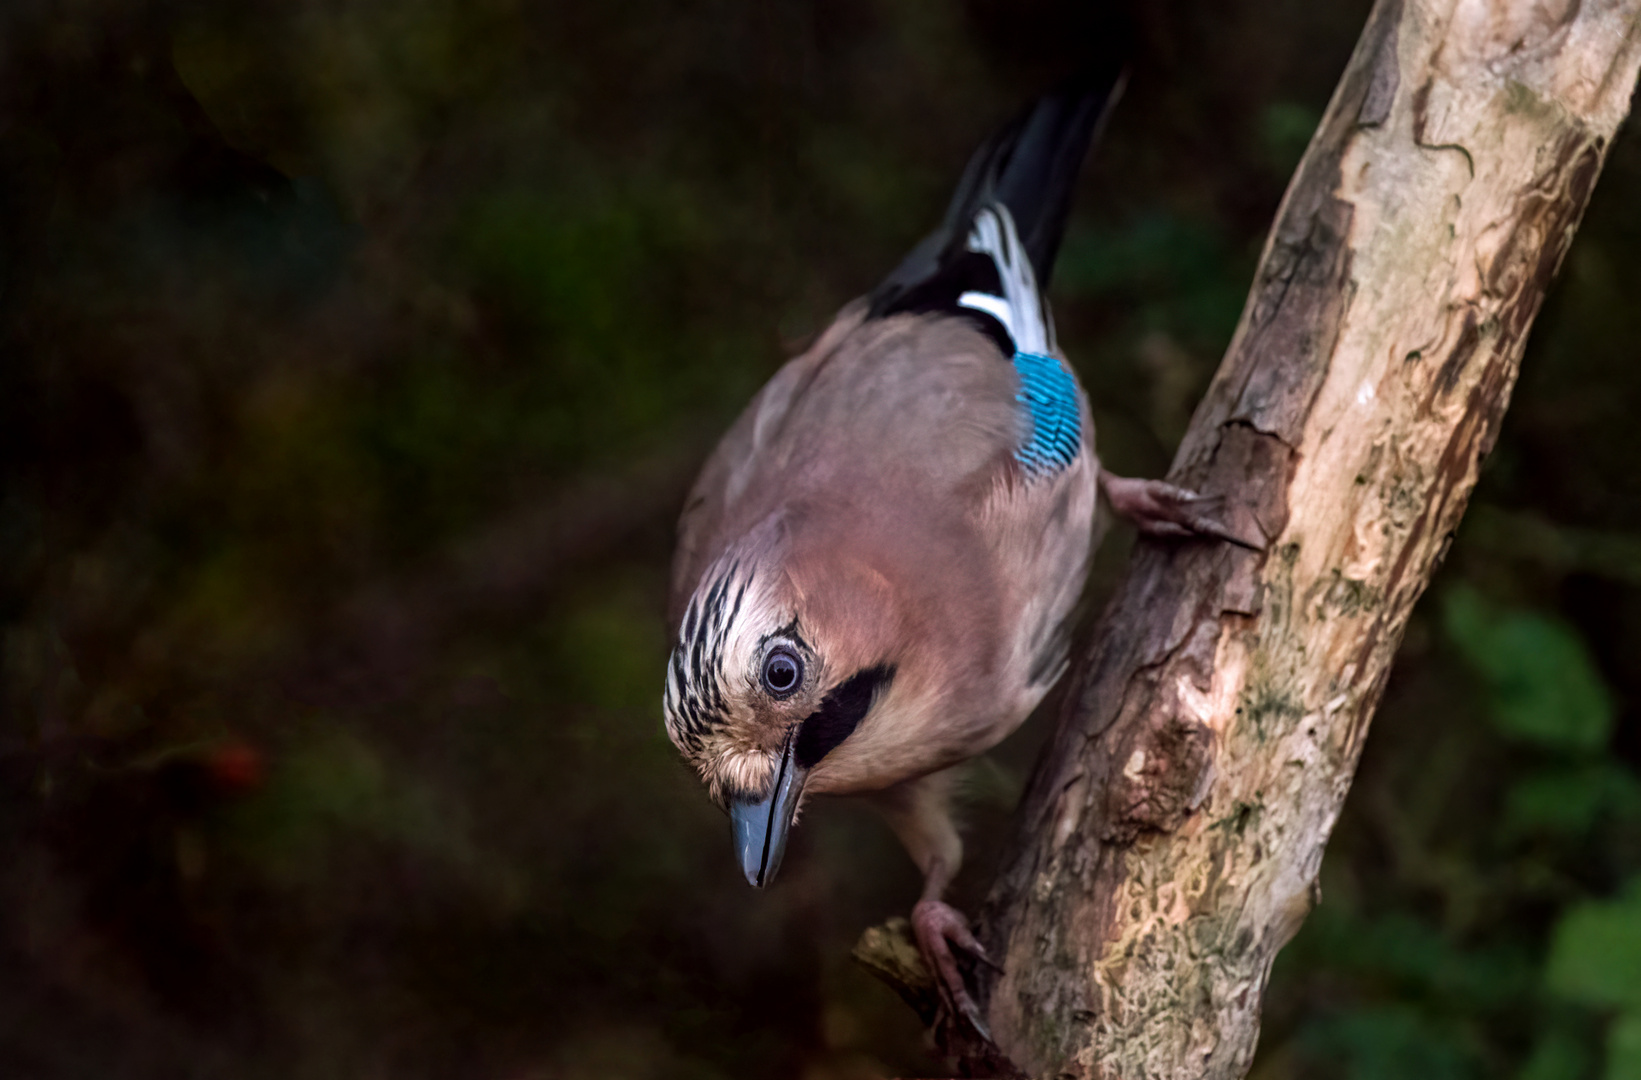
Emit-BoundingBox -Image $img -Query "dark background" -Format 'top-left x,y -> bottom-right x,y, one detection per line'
3,1 -> 1640,1077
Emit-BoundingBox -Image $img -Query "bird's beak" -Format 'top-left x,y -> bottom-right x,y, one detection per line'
729,738 -> 806,888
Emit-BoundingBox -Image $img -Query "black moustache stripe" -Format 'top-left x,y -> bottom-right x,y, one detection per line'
794,664 -> 895,769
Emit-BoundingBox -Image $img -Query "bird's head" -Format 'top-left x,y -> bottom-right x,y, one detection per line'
663,517 -> 901,889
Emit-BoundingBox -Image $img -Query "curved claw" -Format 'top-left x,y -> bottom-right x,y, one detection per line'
911,899 -> 999,1043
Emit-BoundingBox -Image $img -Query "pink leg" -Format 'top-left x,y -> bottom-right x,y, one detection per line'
911,898 -> 1001,1042
870,770 -> 1001,1041
1100,469 -> 1264,550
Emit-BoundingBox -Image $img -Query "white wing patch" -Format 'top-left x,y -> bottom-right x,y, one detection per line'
958,204 -> 1054,356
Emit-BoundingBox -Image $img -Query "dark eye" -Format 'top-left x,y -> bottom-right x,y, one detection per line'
761,647 -> 803,698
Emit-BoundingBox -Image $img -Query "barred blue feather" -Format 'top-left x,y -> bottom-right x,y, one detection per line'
1011,350 -> 1081,476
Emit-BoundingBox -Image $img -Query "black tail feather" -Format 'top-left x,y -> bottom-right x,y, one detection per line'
991,73 -> 1124,286
867,58 -> 1128,335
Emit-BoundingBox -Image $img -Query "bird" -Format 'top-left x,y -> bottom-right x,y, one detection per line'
661,61 -> 1246,1035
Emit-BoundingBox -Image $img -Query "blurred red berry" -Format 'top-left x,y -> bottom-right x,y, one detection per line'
203,741 -> 264,795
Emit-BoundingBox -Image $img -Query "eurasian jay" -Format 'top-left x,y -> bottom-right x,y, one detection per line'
661,63 -> 1240,1033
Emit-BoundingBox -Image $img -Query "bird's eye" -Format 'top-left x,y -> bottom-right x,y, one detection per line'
761,648 -> 803,698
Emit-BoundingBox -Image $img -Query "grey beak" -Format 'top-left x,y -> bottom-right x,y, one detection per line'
729,739 -> 806,888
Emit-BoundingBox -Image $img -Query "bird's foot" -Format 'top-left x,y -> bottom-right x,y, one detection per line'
1100,471 -> 1264,550
911,899 -> 1001,1043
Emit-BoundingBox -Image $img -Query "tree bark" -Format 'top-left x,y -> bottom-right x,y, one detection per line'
966,2 -> 1641,1077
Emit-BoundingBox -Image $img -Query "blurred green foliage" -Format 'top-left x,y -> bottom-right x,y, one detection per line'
1444,586 -> 1615,753
1549,883 -> 1641,1011
2,0 -> 1640,1077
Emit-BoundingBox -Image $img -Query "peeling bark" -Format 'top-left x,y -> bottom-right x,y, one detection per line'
959,2 -> 1641,1077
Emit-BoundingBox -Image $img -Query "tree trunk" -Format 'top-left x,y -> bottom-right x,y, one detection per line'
971,2 -> 1641,1077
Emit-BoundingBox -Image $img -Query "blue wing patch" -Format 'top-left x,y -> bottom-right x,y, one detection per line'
1011,351 -> 1082,477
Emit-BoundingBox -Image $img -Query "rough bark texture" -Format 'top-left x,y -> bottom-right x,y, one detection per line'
971,2 -> 1641,1077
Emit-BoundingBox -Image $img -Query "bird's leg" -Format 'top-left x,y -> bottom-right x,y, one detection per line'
868,768 -> 997,1041
1099,468 -> 1264,550
911,888 -> 1002,1042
